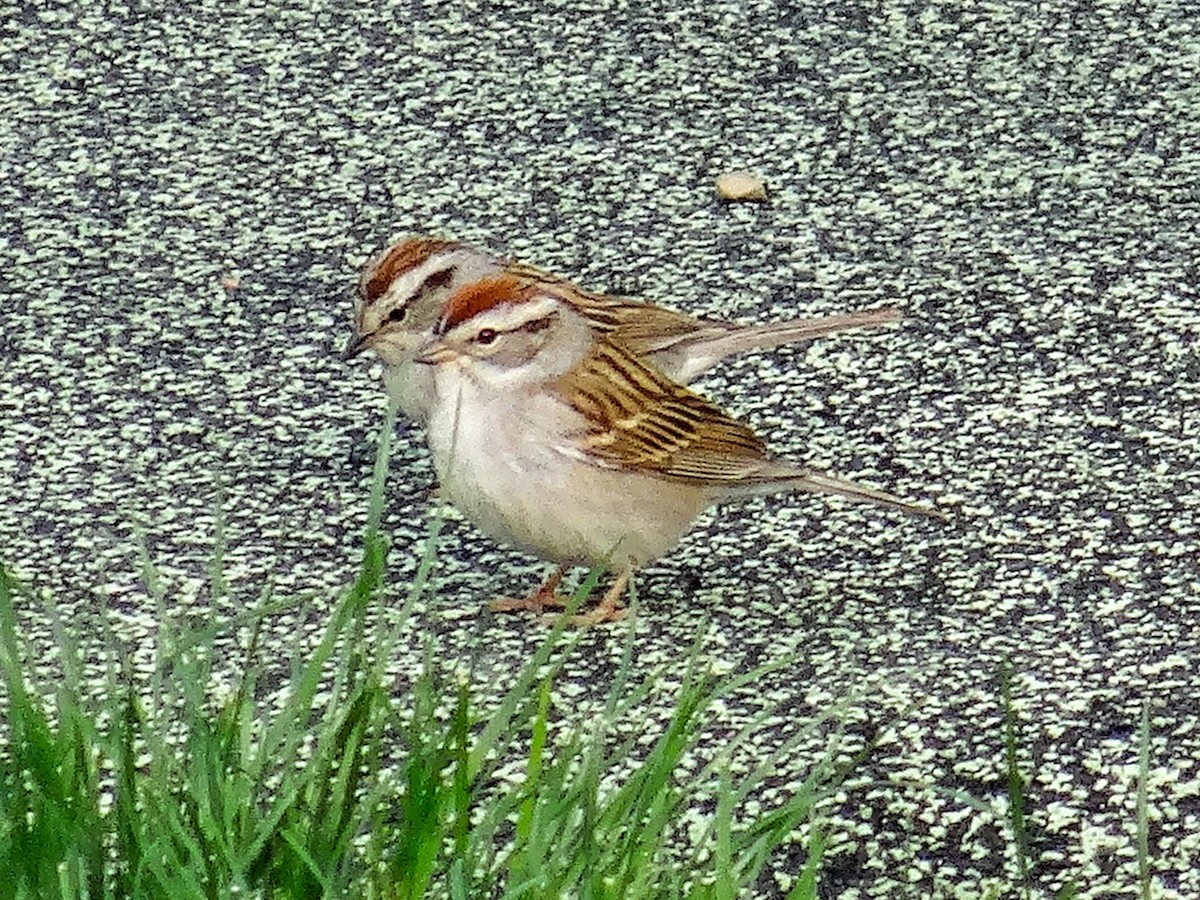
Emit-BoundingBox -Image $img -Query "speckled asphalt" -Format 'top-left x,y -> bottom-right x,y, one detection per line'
2,1 -> 1198,896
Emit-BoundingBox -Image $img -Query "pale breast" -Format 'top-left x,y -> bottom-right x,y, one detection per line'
425,378 -> 711,567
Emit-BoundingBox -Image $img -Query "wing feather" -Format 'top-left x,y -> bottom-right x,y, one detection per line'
551,340 -> 773,483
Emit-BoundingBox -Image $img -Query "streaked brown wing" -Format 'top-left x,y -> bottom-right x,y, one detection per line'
552,340 -> 773,483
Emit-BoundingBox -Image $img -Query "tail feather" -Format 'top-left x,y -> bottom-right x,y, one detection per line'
705,306 -> 903,358
731,463 -> 948,520
645,306 -> 903,382
791,470 -> 948,520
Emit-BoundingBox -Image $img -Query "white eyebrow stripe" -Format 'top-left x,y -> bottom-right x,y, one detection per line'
503,294 -> 561,329
444,292 -> 562,337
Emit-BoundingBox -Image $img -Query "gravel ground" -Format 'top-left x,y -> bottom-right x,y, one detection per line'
2,0 -> 1198,896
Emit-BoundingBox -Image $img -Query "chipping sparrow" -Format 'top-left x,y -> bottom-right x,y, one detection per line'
413,274 -> 945,624
341,236 -> 903,424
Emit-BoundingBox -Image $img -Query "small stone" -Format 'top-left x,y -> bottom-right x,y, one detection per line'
715,171 -> 767,201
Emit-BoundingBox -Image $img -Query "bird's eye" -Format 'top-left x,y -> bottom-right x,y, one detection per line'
386,307 -> 408,324
475,328 -> 498,345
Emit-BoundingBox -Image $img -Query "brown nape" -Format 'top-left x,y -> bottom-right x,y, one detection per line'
437,274 -> 539,333
360,236 -> 459,303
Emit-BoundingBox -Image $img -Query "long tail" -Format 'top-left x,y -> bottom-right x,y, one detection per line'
704,306 -> 903,359
734,463 -> 948,520
792,470 -> 948,520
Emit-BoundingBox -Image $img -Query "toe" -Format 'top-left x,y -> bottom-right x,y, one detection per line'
489,593 -> 570,614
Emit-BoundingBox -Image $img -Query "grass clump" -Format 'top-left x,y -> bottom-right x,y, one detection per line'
0,558 -> 839,899
0,409 -> 842,899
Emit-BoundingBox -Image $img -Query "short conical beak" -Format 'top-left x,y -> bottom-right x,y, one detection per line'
340,333 -> 371,361
413,340 -> 455,366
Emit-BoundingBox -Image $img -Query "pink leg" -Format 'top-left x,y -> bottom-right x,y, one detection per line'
489,568 -> 569,614
554,567 -> 632,626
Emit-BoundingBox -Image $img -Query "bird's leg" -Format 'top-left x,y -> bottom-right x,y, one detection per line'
489,567 -> 569,614
556,566 -> 632,626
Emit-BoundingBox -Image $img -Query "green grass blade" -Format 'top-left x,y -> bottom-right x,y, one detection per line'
1000,659 -> 1032,897
1137,698 -> 1151,900
786,823 -> 826,900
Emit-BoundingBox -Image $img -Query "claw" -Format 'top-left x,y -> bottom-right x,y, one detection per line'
490,566 -> 634,626
489,568 -> 568,614
545,567 -> 632,627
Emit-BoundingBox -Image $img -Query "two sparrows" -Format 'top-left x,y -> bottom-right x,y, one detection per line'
343,237 -> 943,624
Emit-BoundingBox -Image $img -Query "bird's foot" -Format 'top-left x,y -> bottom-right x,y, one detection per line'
489,568 -> 569,614
542,568 -> 632,627
547,595 -> 629,626
489,592 -> 572,613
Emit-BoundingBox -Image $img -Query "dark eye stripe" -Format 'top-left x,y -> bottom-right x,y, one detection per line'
389,267 -> 456,329
361,237 -> 458,303
517,312 -> 556,334
417,267 -> 456,297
